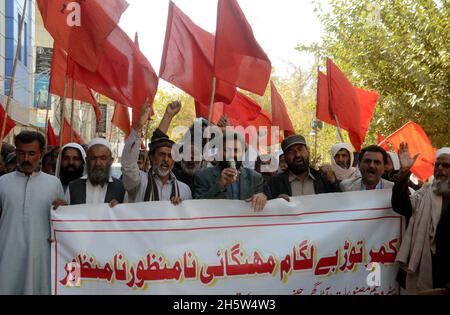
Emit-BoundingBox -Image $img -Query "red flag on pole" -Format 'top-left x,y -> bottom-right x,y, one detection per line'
316,61 -> 379,151
352,86 -> 379,149
112,103 -> 131,139
270,81 -> 295,137
60,119 -> 85,146
380,121 -> 437,181
47,120 -> 58,147
50,44 -> 102,124
160,1 -> 236,106
214,0 -> 271,96
195,92 -> 261,126
0,103 -> 15,140
70,27 -> 159,119
37,0 -> 128,72
316,70 -> 334,125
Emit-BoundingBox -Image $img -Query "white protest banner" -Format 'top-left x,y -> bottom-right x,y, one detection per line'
51,191 -> 403,295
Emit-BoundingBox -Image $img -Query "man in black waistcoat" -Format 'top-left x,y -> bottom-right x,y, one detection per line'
65,138 -> 125,207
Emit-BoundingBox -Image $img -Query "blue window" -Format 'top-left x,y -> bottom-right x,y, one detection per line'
17,12 -> 28,66
18,13 -> 22,62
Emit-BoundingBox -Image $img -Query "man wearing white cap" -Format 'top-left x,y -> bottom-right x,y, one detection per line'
329,143 -> 356,181
393,142 -> 450,293
55,143 -> 86,192
64,138 -> 125,206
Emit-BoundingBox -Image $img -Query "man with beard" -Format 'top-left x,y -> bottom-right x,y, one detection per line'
329,143 -> 357,181
55,143 -> 86,192
0,131 -> 64,294
340,145 -> 394,192
265,135 -> 341,200
194,131 -> 267,212
122,102 -> 192,204
64,139 -> 125,206
393,143 -> 450,293
173,144 -> 203,193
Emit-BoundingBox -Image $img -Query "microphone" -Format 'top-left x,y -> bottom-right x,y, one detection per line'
228,160 -> 238,183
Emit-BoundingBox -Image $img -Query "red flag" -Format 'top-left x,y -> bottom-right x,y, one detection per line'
50,44 -> 101,124
112,103 -> 131,139
0,103 -> 15,140
60,119 -> 85,146
195,92 -> 261,126
317,60 -> 379,151
70,27 -> 159,120
270,81 -> 295,137
214,0 -> 271,96
160,1 -> 236,106
381,121 -> 436,181
316,70 -> 334,125
37,0 -> 128,72
353,86 -> 379,149
46,120 -> 58,147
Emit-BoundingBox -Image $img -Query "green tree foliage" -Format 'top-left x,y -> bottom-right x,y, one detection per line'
144,88 -> 196,143
298,0 -> 450,148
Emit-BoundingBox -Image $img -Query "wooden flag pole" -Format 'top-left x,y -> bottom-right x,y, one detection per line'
0,0 -> 28,151
143,120 -> 151,171
58,77 -> 69,148
44,92 -> 52,152
334,114 -> 345,143
70,80 -> 76,142
207,77 -> 217,124
109,118 -> 114,143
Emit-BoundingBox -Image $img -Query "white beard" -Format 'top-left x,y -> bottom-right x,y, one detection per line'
433,179 -> 450,196
155,167 -> 170,178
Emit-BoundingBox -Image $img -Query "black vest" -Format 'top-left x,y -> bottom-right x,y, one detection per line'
68,178 -> 126,205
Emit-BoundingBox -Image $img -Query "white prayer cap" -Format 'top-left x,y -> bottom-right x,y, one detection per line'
88,138 -> 112,151
436,148 -> 450,159
387,152 -> 401,171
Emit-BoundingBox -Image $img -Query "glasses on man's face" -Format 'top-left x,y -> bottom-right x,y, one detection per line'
435,162 -> 450,169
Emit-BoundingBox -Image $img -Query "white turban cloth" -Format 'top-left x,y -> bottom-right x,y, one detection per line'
331,143 -> 356,181
55,143 -> 87,178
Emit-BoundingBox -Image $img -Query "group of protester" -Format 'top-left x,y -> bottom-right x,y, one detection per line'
0,101 -> 449,295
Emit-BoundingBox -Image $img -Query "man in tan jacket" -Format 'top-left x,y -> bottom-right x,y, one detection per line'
340,145 -> 394,192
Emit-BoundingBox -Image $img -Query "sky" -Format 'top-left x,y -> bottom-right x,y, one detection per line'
119,0 -> 327,84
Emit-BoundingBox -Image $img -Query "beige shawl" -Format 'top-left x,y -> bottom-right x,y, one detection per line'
396,182 -> 443,292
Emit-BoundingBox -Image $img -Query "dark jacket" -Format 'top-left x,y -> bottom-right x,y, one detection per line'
68,178 -> 126,205
264,168 -> 341,200
194,165 -> 265,200
392,172 -> 450,289
173,167 -> 195,193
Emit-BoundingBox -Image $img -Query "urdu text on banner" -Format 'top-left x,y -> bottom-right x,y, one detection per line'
51,191 -> 402,295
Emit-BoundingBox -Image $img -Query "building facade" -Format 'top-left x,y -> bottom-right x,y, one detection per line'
1,0 -> 35,132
